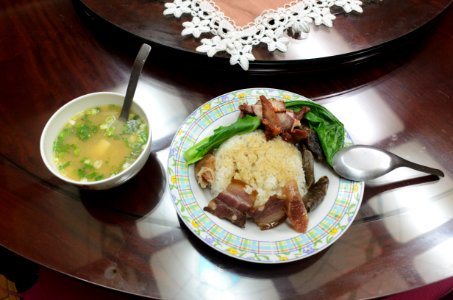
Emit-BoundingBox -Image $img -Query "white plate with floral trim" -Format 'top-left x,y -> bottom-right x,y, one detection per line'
167,88 -> 364,263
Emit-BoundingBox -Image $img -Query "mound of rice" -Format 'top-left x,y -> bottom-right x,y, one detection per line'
211,130 -> 306,207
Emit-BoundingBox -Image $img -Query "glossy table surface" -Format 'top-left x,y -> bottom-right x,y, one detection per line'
80,0 -> 452,63
1,1 -> 452,299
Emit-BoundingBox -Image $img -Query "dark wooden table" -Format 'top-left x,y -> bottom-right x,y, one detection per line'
1,1 -> 452,299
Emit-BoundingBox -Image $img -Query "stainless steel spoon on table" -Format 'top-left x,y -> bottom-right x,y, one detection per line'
119,43 -> 152,122
332,145 -> 445,181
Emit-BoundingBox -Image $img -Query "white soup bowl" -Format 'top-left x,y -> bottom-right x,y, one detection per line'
40,92 -> 152,190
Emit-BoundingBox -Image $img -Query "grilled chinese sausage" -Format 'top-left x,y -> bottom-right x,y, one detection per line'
301,147 -> 315,188
303,176 -> 329,213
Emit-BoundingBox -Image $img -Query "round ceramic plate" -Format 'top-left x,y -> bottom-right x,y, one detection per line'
167,88 -> 364,263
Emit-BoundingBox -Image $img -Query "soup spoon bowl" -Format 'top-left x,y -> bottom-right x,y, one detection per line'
332,145 -> 444,182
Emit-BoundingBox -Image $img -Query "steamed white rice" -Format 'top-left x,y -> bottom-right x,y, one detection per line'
211,130 -> 306,207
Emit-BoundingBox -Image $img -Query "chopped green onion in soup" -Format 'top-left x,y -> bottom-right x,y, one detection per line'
52,105 -> 148,182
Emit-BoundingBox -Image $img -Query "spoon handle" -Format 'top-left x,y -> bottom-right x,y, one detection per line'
120,43 -> 152,121
396,157 -> 445,178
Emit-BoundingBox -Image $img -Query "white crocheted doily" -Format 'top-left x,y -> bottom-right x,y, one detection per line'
164,0 -> 367,70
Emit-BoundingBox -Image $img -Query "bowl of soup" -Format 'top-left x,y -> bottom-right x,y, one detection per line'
40,92 -> 152,189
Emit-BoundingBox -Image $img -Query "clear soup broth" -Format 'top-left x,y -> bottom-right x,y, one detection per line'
53,105 -> 148,182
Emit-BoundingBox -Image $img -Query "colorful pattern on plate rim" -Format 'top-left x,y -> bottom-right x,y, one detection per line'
167,88 -> 364,263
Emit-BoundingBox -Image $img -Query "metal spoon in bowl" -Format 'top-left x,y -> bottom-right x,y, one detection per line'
332,145 -> 444,181
119,43 -> 152,122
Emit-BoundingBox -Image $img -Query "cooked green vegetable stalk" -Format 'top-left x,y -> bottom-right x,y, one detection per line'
184,114 -> 261,165
183,100 -> 344,167
284,100 -> 345,166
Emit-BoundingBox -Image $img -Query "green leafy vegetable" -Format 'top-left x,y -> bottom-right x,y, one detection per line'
184,114 -> 261,165
53,128 -> 79,157
284,100 -> 345,166
58,161 -> 71,170
75,122 -> 98,141
123,119 -> 141,135
77,159 -> 104,181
